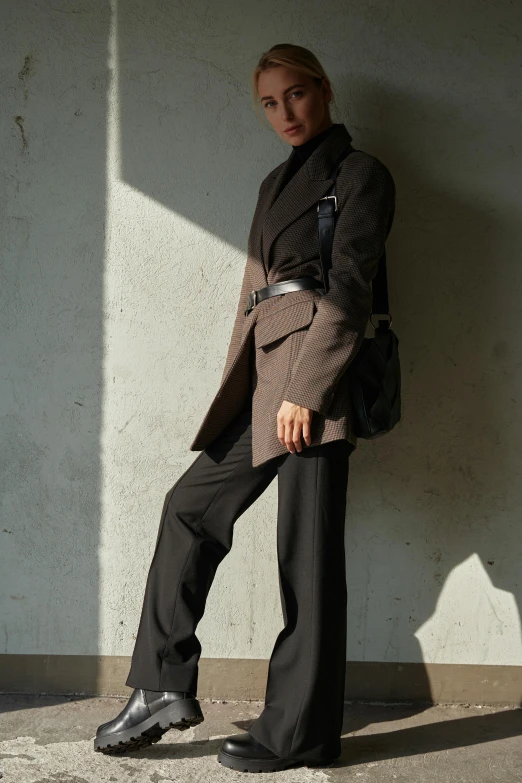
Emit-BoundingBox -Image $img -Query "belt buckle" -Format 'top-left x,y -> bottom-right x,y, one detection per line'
317,195 -> 337,212
245,289 -> 258,316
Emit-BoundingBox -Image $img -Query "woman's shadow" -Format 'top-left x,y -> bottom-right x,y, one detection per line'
334,80 -> 520,761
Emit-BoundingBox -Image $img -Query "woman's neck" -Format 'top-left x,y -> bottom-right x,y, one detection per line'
292,123 -> 338,162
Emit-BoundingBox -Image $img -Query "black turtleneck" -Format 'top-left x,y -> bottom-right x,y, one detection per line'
280,123 -> 339,191
293,123 -> 338,161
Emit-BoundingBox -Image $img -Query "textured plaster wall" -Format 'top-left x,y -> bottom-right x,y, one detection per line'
1,0 -> 522,673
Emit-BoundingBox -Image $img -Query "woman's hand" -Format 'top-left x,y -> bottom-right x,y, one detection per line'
277,400 -> 313,454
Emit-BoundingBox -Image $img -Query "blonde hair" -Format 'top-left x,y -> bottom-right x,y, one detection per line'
251,43 -> 336,126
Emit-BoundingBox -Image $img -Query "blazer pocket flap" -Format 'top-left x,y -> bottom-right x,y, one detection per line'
254,299 -> 315,349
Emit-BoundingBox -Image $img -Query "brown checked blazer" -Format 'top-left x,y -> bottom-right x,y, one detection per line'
189,123 -> 396,468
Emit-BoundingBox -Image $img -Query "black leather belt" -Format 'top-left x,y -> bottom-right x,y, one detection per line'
244,276 -> 324,316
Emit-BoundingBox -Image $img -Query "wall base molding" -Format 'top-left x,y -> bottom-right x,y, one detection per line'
0,655 -> 520,706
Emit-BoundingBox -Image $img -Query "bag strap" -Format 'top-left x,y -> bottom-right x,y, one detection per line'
317,147 -> 389,316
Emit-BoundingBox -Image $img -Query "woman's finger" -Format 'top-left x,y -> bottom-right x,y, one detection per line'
285,417 -> 296,453
293,418 -> 303,453
301,416 -> 312,446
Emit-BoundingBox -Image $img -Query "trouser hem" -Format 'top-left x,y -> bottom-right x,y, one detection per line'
248,723 -> 339,764
125,664 -> 198,695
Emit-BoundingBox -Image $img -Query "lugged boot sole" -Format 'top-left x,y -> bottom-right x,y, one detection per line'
217,747 -> 340,773
217,747 -> 300,773
94,697 -> 204,755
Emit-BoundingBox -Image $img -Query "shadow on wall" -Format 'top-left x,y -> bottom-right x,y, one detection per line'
343,79 -> 522,683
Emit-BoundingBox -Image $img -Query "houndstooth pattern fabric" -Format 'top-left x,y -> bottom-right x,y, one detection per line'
189,123 -> 396,468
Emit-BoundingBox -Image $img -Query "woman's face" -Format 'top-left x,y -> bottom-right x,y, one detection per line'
257,65 -> 332,145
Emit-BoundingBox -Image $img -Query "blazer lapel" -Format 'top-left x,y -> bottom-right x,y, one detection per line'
246,158 -> 293,287
260,123 -> 354,274
246,176 -> 274,291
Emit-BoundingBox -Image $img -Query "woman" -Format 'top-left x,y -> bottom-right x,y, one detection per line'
94,43 -> 396,773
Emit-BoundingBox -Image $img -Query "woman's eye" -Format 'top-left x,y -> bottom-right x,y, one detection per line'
264,91 -> 303,109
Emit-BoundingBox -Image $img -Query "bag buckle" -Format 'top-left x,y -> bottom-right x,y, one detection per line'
317,195 -> 337,212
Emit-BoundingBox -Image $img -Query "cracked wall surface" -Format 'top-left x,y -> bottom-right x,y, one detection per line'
1,0 -> 522,672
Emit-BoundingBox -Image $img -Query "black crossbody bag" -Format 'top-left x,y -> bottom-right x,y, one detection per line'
316,148 -> 402,439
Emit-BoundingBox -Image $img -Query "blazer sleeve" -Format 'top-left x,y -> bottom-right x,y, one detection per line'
283,155 -> 396,415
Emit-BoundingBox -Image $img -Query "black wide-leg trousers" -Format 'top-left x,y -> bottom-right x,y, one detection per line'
125,399 -> 354,763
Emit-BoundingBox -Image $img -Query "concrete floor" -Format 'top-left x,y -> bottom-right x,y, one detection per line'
0,694 -> 521,782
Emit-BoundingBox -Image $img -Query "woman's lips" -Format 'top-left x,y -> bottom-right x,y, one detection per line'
284,125 -> 302,135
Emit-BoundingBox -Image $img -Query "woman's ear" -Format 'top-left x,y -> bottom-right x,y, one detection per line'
321,76 -> 332,105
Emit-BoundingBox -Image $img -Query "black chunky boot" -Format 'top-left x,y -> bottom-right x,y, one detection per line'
217,733 -> 299,773
217,732 -> 340,773
94,689 -> 204,754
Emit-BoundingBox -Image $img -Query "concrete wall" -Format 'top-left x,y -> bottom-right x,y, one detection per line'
1,0 -> 522,686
